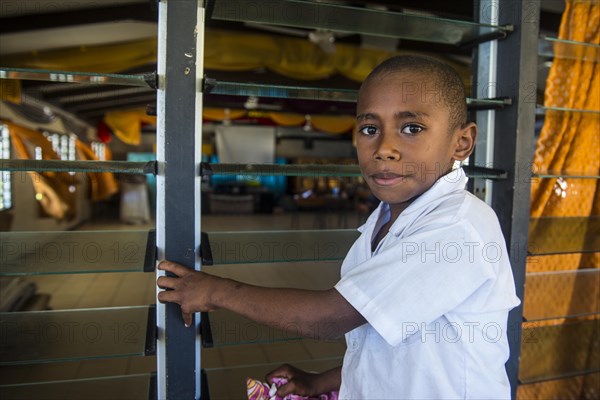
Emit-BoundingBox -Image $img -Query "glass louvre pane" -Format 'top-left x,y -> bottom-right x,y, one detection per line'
523,269 -> 600,321
0,159 -> 156,174
528,217 -> 600,255
206,163 -> 360,177
537,105 -> 600,115
202,310 -> 302,347
0,374 -> 154,400
203,229 -> 358,265
517,372 -> 599,399
519,318 -> 600,383
0,231 -> 155,275
205,79 -> 357,102
0,68 -> 155,88
540,37 -> 600,62
0,306 -> 155,365
533,172 -> 600,179
210,0 -> 509,46
206,79 -> 509,110
203,163 -> 507,179
202,311 -> 347,348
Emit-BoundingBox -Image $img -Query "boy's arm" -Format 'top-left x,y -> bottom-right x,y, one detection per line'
157,261 -> 366,339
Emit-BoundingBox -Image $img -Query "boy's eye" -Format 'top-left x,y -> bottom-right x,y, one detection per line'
359,125 -> 379,136
401,124 -> 423,135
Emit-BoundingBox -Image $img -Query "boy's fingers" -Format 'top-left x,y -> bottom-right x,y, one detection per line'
158,261 -> 189,276
182,312 -> 192,327
266,364 -> 293,383
156,276 -> 176,289
157,289 -> 179,304
276,382 -> 296,397
156,276 -> 178,289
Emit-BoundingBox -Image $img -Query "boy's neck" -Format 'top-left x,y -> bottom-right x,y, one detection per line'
372,218 -> 393,253
388,199 -> 412,223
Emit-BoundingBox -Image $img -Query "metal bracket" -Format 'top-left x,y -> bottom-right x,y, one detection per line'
200,232 -> 214,266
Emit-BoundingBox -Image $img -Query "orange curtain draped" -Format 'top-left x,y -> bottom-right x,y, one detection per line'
527,1 -> 599,272
519,1 -> 599,398
76,141 -> 119,201
5,121 -> 75,219
4,121 -> 119,220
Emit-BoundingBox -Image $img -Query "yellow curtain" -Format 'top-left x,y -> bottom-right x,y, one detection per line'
312,115 -> 355,134
519,1 -> 599,398
203,29 -> 380,81
267,112 -> 306,126
203,108 -> 247,121
2,38 -> 158,73
266,112 -> 354,133
203,29 -> 471,85
1,29 -> 471,85
103,109 -> 157,146
3,28 -> 470,136
105,107 -> 356,138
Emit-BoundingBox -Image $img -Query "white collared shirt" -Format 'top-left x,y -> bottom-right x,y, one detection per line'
335,168 -> 520,399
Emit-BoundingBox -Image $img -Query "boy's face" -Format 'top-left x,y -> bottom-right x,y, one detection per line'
356,71 -> 476,218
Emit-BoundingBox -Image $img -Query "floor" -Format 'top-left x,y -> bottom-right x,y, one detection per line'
0,211 -> 361,399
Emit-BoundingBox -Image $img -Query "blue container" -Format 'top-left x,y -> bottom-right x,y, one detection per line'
126,152 -> 156,214
209,155 -> 287,199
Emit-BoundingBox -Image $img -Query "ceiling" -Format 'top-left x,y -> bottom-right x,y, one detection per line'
0,0 -> 565,129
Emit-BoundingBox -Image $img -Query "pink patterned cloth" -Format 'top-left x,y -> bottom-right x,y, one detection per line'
246,377 -> 339,400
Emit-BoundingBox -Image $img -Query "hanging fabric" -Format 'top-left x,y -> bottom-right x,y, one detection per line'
521,1 -> 599,398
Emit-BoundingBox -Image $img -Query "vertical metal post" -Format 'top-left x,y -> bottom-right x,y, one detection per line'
492,1 -> 539,398
156,0 -> 204,399
473,0 -> 499,204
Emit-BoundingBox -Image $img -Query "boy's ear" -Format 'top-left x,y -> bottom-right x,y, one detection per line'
453,122 -> 477,161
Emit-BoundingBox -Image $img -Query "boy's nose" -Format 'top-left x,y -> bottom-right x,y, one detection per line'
374,134 -> 400,161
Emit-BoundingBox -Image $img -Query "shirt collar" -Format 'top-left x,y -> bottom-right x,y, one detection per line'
400,167 -> 467,215
357,168 -> 468,234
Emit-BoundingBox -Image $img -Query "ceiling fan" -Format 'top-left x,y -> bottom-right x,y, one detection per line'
244,22 -> 352,54
243,96 -> 282,111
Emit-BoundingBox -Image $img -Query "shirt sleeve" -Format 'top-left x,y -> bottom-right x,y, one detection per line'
335,221 -> 497,347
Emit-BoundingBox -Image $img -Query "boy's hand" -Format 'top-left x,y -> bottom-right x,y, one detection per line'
157,261 -> 220,327
266,364 -> 320,397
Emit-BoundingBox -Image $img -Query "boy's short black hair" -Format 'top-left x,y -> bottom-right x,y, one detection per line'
359,55 -> 468,132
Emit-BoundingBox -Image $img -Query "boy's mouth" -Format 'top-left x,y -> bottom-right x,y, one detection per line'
370,172 -> 410,186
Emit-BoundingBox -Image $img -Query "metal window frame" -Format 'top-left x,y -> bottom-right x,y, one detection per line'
156,1 -> 204,398
477,1 -> 539,398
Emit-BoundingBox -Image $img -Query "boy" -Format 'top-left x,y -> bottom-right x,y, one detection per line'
157,55 -> 520,399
